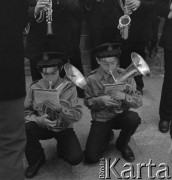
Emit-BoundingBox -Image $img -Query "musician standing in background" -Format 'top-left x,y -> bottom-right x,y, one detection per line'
119,0 -> 157,94
83,0 -> 122,70
24,52 -> 83,178
84,43 -> 142,163
0,0 -> 28,179
25,0 -> 84,97
155,0 -> 172,134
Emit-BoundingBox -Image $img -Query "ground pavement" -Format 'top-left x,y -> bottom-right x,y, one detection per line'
24,69 -> 172,180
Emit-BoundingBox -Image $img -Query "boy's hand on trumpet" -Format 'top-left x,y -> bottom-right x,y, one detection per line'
35,0 -> 50,16
36,114 -> 57,128
100,95 -> 120,107
110,90 -> 126,101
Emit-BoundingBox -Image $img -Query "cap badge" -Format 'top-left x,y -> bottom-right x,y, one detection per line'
43,53 -> 49,61
107,45 -> 113,51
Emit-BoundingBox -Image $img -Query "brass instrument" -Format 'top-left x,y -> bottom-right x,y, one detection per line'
104,52 -> 150,95
114,52 -> 150,83
118,0 -> 137,39
64,63 -> 87,89
48,81 -> 53,89
40,63 -> 87,131
104,52 -> 150,112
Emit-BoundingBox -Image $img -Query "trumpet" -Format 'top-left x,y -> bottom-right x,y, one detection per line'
104,53 -> 150,112
64,63 -> 87,89
41,63 -> 87,130
115,52 -> 150,82
104,52 -> 150,94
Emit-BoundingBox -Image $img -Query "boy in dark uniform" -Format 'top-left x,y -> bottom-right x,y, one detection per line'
24,52 -> 83,178
84,43 -> 142,163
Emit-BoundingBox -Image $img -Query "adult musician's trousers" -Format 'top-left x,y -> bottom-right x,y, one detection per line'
84,111 -> 141,164
159,50 -> 172,123
0,98 -> 26,180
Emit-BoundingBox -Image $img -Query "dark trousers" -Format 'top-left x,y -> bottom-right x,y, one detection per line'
159,50 -> 172,123
0,98 -> 26,180
25,122 -> 83,166
120,41 -> 147,91
84,111 -> 141,163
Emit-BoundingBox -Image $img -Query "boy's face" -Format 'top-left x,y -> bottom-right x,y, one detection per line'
41,66 -> 60,82
97,56 -> 118,74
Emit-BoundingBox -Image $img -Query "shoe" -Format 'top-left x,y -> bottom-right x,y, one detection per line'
116,144 -> 135,162
25,154 -> 45,179
159,120 -> 170,133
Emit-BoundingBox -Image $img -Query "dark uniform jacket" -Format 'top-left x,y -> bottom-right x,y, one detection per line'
25,77 -> 82,130
156,0 -> 172,50
26,0 -> 84,58
84,0 -> 157,45
0,0 -> 28,100
84,0 -> 122,47
127,0 -> 156,42
84,67 -> 143,122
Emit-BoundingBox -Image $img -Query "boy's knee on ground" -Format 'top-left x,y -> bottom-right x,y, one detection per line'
126,111 -> 141,127
65,152 -> 83,165
84,149 -> 100,164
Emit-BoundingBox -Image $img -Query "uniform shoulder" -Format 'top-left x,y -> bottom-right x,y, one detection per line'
29,80 -> 40,89
117,67 -> 125,73
87,69 -> 98,78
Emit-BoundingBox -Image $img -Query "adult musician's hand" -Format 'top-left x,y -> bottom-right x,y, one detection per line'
37,114 -> 57,128
168,11 -> 172,19
101,95 -> 120,107
127,0 -> 141,11
168,3 -> 172,19
170,2 -> 172,10
35,0 -> 50,16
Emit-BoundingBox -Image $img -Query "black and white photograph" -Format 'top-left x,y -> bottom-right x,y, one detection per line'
1,0 -> 172,180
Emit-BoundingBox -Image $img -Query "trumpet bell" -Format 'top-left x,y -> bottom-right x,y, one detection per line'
116,52 -> 151,83
64,63 -> 87,89
131,52 -> 150,77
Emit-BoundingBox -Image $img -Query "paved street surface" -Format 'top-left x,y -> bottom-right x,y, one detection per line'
24,69 -> 172,180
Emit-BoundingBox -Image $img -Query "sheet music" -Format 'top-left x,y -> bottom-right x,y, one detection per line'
33,89 -> 60,107
104,82 -> 127,94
